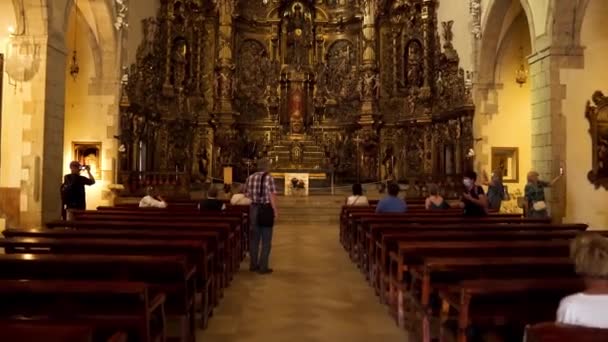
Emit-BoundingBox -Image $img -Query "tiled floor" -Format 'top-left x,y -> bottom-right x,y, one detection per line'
198,196 -> 408,342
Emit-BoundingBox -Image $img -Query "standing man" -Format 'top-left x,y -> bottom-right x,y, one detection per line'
61,161 -> 95,219
244,158 -> 278,275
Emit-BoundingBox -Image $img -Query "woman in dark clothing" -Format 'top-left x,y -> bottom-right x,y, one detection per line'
483,170 -> 506,211
460,171 -> 488,216
425,184 -> 450,210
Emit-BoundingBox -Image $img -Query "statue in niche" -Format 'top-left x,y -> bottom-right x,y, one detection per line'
197,148 -> 209,177
382,145 -> 395,179
173,38 -> 188,91
406,40 -> 423,87
263,85 -> 279,118
285,3 -> 312,66
360,130 -> 379,181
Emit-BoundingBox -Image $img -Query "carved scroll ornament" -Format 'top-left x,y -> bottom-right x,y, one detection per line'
586,90 -> 608,190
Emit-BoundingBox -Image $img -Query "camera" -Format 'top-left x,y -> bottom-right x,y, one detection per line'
80,165 -> 90,171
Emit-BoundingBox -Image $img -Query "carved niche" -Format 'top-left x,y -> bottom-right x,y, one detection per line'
585,90 -> 608,189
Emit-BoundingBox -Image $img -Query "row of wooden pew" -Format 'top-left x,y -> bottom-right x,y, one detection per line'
0,201 -> 249,341
340,203 -> 608,342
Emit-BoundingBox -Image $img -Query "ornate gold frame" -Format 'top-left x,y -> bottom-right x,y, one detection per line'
585,91 -> 608,190
72,141 -> 102,180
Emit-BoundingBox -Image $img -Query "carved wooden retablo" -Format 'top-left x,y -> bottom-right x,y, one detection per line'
117,0 -> 475,194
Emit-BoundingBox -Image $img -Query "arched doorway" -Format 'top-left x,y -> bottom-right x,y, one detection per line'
63,0 -> 119,210
475,0 -> 533,213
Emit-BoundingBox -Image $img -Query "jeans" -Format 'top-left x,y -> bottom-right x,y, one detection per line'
249,204 -> 274,271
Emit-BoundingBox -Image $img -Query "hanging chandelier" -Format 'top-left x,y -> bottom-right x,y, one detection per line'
515,46 -> 528,87
69,1 -> 80,81
4,1 -> 41,88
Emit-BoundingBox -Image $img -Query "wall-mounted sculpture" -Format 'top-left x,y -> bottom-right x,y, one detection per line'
586,91 -> 608,189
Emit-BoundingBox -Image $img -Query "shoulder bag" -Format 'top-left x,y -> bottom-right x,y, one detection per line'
257,173 -> 275,227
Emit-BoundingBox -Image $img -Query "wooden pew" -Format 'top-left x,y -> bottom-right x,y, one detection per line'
347,213 -> 541,259
370,225 -> 589,302
438,278 -> 585,342
46,220 -> 239,285
364,223 -> 586,276
0,280 -> 165,342
2,227 -> 226,307
86,207 -> 251,258
350,214 -> 551,265
525,322 -> 608,342
0,254 -> 196,342
0,237 -> 214,329
406,256 -> 573,342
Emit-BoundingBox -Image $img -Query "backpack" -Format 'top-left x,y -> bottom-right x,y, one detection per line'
60,176 -> 75,204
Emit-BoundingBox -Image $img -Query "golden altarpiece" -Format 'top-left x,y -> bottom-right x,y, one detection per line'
117,0 -> 473,195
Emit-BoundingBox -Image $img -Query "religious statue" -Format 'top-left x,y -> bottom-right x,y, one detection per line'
360,71 -> 379,99
197,148 -> 209,177
290,141 -> 304,163
382,145 -> 395,178
263,85 -> 279,118
173,38 -> 188,91
285,3 -> 312,66
406,40 -> 423,87
215,69 -> 234,99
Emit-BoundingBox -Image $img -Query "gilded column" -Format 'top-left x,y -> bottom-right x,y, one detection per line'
214,0 -> 237,125
419,0 -> 436,115
162,2 -> 175,96
359,0 -> 380,126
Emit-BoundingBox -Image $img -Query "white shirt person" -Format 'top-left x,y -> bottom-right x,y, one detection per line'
557,293 -> 608,328
139,186 -> 168,209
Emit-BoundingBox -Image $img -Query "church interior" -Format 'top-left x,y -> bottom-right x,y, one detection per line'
0,0 -> 607,341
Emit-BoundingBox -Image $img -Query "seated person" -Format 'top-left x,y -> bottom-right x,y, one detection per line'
199,187 -> 226,211
425,184 -> 450,210
376,182 -> 407,213
230,184 -> 252,206
556,233 -> 608,328
345,183 -> 370,206
460,171 -> 488,216
139,187 -> 167,208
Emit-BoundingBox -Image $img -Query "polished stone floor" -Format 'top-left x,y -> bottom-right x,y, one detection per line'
198,196 -> 408,342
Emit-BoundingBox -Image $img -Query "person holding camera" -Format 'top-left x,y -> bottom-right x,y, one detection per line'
61,161 -> 96,219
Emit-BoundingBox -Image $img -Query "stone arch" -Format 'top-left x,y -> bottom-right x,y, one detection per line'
478,0 -> 534,86
62,0 -> 118,81
546,0 -> 590,49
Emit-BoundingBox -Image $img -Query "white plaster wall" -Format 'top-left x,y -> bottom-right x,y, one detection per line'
0,0 -> 20,187
561,0 -> 608,230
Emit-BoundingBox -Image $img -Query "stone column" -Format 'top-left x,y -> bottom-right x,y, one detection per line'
359,0 -> 380,126
214,0 -> 237,125
528,46 -> 584,222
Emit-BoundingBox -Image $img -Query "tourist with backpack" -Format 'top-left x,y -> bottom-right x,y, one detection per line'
61,161 -> 95,220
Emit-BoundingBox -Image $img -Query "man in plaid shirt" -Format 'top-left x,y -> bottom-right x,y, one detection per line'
244,158 -> 278,274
